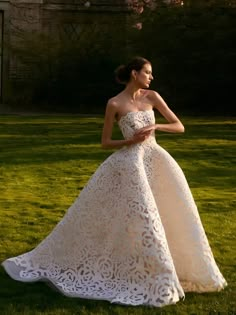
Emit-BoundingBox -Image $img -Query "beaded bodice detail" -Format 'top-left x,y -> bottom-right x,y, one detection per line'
118,109 -> 155,140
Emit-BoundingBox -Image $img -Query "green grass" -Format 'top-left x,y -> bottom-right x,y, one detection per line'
0,114 -> 235,315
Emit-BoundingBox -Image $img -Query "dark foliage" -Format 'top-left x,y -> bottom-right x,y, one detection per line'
130,6 -> 236,115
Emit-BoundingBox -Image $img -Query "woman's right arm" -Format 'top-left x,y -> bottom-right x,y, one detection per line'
101,101 -> 150,149
101,101 -> 133,149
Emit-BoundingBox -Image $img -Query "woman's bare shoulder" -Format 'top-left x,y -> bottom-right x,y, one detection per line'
107,92 -> 124,109
106,96 -> 123,117
144,89 -> 160,99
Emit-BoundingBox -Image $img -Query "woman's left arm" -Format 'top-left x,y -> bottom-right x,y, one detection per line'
138,91 -> 184,134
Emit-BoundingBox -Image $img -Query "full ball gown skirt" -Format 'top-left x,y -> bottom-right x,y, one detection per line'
2,110 -> 227,307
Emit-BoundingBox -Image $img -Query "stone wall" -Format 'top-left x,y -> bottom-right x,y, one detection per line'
0,0 -> 188,106
0,0 -> 129,107
9,1 -> 42,80
9,0 -> 129,81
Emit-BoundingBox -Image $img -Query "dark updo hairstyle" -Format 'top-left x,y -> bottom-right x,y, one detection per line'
115,56 -> 151,84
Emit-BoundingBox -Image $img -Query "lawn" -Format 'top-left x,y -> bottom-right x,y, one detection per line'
0,114 -> 235,315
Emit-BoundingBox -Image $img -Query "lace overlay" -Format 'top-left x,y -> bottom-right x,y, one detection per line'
2,110 -> 227,307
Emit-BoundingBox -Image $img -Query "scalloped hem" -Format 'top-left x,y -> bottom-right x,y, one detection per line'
2,260 -> 185,308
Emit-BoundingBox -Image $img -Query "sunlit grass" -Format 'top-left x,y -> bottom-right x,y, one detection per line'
0,114 -> 235,315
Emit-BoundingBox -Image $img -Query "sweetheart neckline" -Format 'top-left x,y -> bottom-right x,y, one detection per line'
117,109 -> 154,123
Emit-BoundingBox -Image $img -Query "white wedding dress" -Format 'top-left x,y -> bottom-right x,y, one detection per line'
2,109 -> 227,307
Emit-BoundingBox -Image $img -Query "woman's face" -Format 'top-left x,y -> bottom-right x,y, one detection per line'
134,63 -> 154,88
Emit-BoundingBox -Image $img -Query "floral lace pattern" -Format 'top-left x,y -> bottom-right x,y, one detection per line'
2,110 -> 227,307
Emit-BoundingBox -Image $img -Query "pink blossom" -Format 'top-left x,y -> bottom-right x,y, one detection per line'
135,6 -> 144,13
126,0 -> 157,12
84,1 -> 90,8
133,22 -> 143,30
127,0 -> 183,14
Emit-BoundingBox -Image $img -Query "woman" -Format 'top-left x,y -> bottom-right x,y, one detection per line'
2,57 -> 227,307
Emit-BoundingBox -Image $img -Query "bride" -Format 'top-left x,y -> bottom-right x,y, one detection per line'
2,56 -> 227,307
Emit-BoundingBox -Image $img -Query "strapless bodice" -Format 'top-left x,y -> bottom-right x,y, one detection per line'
118,109 -> 155,140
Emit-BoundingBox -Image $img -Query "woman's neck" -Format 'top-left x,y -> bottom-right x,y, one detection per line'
123,84 -> 141,102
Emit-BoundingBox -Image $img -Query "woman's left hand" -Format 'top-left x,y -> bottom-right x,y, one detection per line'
135,124 -> 156,135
